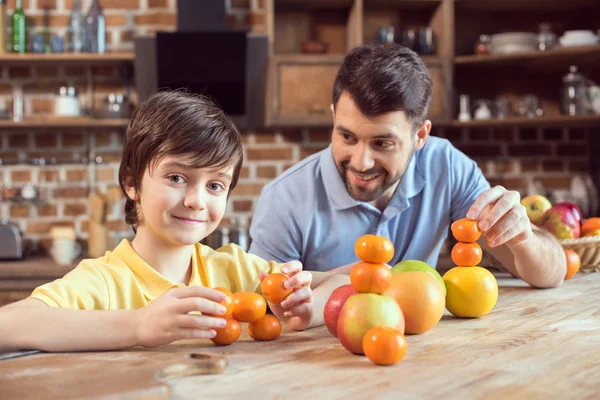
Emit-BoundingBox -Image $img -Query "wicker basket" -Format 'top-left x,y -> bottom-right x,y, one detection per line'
559,236 -> 600,273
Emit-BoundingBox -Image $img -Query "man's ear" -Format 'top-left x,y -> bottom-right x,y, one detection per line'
414,120 -> 432,150
124,175 -> 139,202
330,103 -> 336,125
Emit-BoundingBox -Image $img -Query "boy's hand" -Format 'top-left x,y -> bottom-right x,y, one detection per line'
135,286 -> 228,348
261,261 -> 314,331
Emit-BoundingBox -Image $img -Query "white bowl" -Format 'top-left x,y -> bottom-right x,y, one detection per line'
559,35 -> 598,47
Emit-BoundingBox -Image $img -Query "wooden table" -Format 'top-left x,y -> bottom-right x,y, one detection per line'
1,272 -> 599,399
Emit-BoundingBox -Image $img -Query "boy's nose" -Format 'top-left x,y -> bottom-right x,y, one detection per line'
184,188 -> 207,210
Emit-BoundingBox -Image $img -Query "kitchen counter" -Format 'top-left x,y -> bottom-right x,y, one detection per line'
0,257 -> 78,306
1,272 -> 598,399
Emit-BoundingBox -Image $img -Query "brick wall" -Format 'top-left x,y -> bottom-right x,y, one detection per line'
0,1 -> 592,255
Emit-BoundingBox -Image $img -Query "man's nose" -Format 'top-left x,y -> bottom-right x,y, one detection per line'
351,144 -> 375,172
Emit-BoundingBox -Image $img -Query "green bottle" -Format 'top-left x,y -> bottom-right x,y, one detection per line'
12,0 -> 26,53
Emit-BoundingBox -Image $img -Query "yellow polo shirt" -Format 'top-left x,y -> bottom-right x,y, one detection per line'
30,239 -> 282,310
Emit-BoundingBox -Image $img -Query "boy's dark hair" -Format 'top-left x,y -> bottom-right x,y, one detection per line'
118,90 -> 243,229
332,42 -> 432,128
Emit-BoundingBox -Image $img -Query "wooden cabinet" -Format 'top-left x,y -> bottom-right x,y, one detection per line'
265,0 -> 455,127
266,55 -> 341,127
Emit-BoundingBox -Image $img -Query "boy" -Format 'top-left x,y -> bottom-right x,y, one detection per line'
0,91 -> 347,353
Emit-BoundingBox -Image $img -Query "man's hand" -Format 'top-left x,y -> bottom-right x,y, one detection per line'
467,185 -> 533,249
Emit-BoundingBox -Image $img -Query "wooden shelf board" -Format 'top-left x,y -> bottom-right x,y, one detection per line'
272,53 -> 346,63
275,0 -> 354,10
456,0 -> 597,12
0,52 -> 135,64
364,0 -> 442,10
0,117 -> 130,129
455,45 -> 600,66
451,115 -> 600,128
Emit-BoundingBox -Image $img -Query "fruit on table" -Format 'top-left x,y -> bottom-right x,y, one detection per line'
539,204 -> 581,239
247,314 -> 282,341
384,271 -> 445,335
261,273 -> 293,304
451,242 -> 483,267
211,318 -> 242,346
337,293 -> 405,355
391,259 -> 446,296
205,287 -> 234,318
581,217 -> 600,237
232,292 -> 267,323
521,195 -> 552,225
451,218 -> 482,243
350,261 -> 392,294
324,284 -> 358,337
355,234 -> 394,264
564,249 -> 581,280
443,266 -> 498,318
363,326 -> 408,366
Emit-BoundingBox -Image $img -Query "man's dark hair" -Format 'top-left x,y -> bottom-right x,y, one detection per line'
332,42 -> 432,127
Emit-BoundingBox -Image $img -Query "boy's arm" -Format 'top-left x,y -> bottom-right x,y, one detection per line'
0,286 -> 229,353
0,298 -> 138,353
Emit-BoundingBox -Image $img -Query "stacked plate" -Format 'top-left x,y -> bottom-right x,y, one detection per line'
490,32 -> 538,54
559,30 -> 599,47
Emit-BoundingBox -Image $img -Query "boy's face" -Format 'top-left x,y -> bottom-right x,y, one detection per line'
128,155 -> 233,246
330,92 -> 430,203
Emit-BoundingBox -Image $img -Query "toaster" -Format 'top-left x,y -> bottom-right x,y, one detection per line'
0,221 -> 23,260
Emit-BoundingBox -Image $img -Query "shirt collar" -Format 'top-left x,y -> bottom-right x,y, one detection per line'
320,145 -> 425,212
110,239 -> 201,301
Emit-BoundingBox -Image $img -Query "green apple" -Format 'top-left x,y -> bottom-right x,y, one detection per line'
391,260 -> 446,296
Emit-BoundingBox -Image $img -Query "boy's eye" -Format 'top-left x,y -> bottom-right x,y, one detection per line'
168,175 -> 185,184
208,182 -> 226,192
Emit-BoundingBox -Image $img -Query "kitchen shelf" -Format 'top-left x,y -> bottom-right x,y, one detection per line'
454,45 -> 600,67
0,52 -> 135,65
456,0 -> 597,12
451,115 -> 600,128
0,117 -> 130,129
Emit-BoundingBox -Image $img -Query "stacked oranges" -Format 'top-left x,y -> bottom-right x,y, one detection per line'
209,285 -> 283,346
443,218 -> 498,318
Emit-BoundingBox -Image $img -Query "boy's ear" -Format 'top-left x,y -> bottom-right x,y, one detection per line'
124,175 -> 139,202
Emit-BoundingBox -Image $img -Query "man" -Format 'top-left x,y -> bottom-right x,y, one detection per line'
249,43 -> 565,288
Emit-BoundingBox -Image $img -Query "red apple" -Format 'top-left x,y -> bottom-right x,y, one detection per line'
554,202 -> 583,224
540,204 -> 581,239
337,293 -> 405,355
323,284 -> 357,337
521,195 -> 552,225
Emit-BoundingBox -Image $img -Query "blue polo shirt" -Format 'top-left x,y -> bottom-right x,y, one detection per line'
248,137 -> 491,271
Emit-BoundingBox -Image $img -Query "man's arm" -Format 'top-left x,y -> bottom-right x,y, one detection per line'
481,225 -> 566,288
308,272 -> 350,328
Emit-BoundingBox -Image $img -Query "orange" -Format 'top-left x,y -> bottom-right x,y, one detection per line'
564,249 -> 580,280
581,217 -> 600,237
451,242 -> 482,267
204,287 -> 234,318
210,318 -> 241,346
261,273 -> 293,304
443,266 -> 498,318
383,271 -> 445,334
350,262 -> 392,294
355,234 -> 394,264
232,292 -> 267,323
451,218 -> 482,243
247,314 -> 282,341
363,326 -> 408,366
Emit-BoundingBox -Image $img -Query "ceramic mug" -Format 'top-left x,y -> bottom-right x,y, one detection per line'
50,239 -> 81,266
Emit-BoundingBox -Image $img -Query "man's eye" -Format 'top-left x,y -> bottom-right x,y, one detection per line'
342,134 -> 352,141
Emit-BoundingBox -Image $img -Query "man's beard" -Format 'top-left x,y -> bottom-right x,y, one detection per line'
336,151 -> 414,203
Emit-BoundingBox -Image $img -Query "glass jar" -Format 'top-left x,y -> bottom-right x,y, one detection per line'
475,34 -> 491,55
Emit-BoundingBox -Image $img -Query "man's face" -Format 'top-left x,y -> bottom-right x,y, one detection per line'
330,92 -> 429,203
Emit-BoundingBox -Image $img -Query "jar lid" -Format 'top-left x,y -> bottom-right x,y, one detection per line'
58,86 -> 78,96
563,65 -> 583,84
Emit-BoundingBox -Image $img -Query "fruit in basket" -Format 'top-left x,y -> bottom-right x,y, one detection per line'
324,284 -> 357,337
521,195 -> 552,225
539,204 -> 581,239
337,293 -> 405,355
564,249 -> 581,280
555,202 -> 583,224
581,217 -> 600,237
